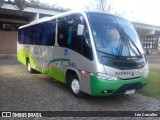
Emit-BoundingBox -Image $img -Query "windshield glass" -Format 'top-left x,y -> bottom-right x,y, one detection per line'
87,13 -> 144,57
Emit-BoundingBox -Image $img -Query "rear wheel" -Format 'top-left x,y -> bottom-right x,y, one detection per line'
27,59 -> 35,73
70,75 -> 85,98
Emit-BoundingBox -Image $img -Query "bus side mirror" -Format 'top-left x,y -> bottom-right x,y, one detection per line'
77,24 -> 84,36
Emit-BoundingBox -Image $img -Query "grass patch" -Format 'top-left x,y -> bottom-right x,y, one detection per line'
138,71 -> 160,100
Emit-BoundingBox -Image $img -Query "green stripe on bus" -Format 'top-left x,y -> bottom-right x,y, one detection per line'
48,58 -> 70,64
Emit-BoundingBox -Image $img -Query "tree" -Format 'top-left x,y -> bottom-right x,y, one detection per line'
0,0 -> 4,8
1,0 -> 69,14
0,0 -> 27,14
13,0 -> 28,11
28,0 -> 40,7
95,0 -> 111,12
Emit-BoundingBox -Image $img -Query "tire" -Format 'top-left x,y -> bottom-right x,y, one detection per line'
70,75 -> 85,98
27,59 -> 35,73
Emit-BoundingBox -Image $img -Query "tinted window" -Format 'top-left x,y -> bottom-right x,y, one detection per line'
30,25 -> 42,45
40,22 -> 55,46
24,27 -> 31,44
58,15 -> 83,53
57,18 -> 68,47
58,14 -> 93,60
82,23 -> 93,60
18,20 -> 55,46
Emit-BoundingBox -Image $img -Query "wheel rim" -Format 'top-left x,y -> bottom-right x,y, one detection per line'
28,62 -> 31,72
71,79 -> 80,94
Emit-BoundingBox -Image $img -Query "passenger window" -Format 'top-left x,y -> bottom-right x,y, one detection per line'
18,20 -> 55,46
40,21 -> 55,46
18,29 -> 24,44
57,18 -> 68,47
24,28 -> 31,44
58,14 -> 83,54
30,25 -> 41,45
57,14 -> 93,60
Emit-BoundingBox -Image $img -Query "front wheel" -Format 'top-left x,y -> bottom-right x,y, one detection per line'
70,75 -> 85,98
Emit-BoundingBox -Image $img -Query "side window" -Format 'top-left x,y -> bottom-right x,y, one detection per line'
30,25 -> 42,45
82,22 -> 93,60
24,28 -> 30,44
40,21 -> 55,46
58,14 -> 93,60
18,21 -> 55,46
57,18 -> 68,47
18,28 -> 30,44
58,14 -> 83,54
18,29 -> 23,44
67,15 -> 83,53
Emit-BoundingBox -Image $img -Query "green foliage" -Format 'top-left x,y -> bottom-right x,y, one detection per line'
138,71 -> 160,100
0,0 -> 4,7
14,0 -> 27,11
29,0 -> 40,6
95,0 -> 111,12
28,0 -> 70,12
2,0 -> 69,13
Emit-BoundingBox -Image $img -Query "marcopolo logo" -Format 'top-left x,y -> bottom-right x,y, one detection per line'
115,71 -> 134,76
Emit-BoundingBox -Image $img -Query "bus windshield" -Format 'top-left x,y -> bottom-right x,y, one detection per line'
87,13 -> 144,57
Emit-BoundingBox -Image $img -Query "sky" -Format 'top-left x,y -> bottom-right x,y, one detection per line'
39,0 -> 160,26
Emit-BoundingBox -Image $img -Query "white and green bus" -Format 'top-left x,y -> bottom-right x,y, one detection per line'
17,11 -> 149,97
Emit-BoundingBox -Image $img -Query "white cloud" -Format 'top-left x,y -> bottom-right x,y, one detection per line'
111,0 -> 160,25
39,0 -> 160,26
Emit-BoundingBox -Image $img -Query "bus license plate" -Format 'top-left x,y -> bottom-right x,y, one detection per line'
125,89 -> 135,95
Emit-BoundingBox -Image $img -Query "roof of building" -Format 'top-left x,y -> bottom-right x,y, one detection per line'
132,21 -> 160,31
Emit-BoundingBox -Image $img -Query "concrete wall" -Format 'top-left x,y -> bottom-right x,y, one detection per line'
0,30 -> 17,54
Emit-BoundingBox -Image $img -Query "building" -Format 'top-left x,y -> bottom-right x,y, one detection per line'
132,22 -> 160,55
0,2 -> 61,54
0,2 -> 160,54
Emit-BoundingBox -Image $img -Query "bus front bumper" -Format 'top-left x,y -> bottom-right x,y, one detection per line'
90,75 -> 148,96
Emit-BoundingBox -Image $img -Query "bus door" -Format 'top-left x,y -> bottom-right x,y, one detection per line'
52,15 -> 85,83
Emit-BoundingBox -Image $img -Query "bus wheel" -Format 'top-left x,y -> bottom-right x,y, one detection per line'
70,75 -> 85,98
27,59 -> 34,73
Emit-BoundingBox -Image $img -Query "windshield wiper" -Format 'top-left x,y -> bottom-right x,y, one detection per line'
117,27 -> 142,57
113,18 -> 142,57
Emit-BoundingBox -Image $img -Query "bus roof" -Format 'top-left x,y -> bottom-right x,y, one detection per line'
19,10 -> 126,29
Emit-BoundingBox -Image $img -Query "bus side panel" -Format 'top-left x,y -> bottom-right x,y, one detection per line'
35,46 -> 54,74
46,46 -> 69,83
17,43 -> 40,72
47,64 -> 66,83
17,43 -> 30,65
80,58 -> 98,95
17,53 -> 27,65
37,46 -> 66,83
52,46 -> 99,95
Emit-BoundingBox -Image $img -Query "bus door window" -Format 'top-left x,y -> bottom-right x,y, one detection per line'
81,22 -> 93,60
58,15 -> 83,54
57,14 -> 93,60
58,18 -> 68,47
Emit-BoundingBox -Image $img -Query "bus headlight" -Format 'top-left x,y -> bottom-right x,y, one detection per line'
96,73 -> 118,80
143,69 -> 149,77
